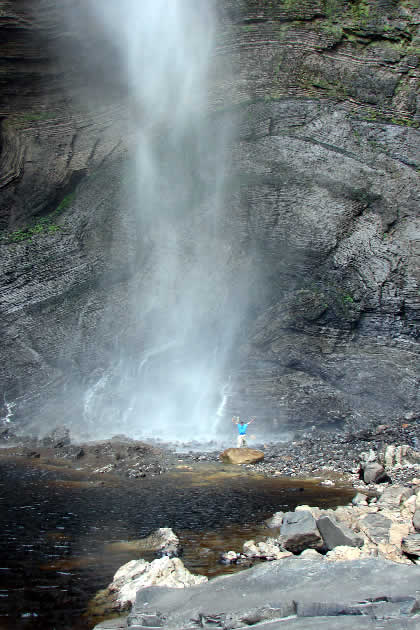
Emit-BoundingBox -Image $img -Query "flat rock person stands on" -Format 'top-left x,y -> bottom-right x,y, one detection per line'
232,416 -> 255,447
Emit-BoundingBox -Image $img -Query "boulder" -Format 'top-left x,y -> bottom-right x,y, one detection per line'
358,513 -> 392,545
295,505 -> 322,519
361,462 -> 389,484
316,515 -> 364,550
413,509 -> 420,532
376,486 -> 413,510
401,534 -> 420,557
389,522 -> 411,548
279,510 -> 323,553
265,511 -> 284,528
219,448 -> 264,465
243,539 -> 292,561
402,495 -> 418,516
104,556 -> 207,610
128,527 -> 180,557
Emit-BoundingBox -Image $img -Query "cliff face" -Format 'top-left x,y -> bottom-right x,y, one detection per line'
0,0 -> 419,435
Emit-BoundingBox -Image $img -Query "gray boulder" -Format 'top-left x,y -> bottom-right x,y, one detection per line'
280,510 -> 323,553
316,515 -> 364,550
358,513 -> 392,544
265,511 -> 284,528
361,462 -> 389,484
137,527 -> 180,558
377,486 -> 414,509
413,509 -> 420,532
243,539 -> 293,561
401,534 -> 420,557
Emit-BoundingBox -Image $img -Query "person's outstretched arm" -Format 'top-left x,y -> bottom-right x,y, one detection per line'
248,418 -> 256,424
232,417 -> 237,424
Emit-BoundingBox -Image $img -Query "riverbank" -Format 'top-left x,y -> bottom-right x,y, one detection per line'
1,417 -> 418,486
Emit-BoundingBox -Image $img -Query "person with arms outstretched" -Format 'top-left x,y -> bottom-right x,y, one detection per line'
232,416 -> 255,448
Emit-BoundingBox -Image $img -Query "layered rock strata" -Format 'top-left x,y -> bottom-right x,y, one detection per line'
94,557 -> 420,630
0,0 -> 419,434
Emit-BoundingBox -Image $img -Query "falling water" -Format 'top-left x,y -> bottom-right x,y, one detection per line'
74,0 -> 243,441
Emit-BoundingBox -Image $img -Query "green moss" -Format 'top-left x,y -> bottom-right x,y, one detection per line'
283,0 -> 299,10
14,112 -> 58,124
361,106 -> 379,121
320,20 -> 343,39
349,0 -> 370,22
400,0 -> 420,9
324,0 -> 341,19
301,74 -> 348,99
5,192 -> 75,244
390,116 -> 419,128
55,193 -> 76,213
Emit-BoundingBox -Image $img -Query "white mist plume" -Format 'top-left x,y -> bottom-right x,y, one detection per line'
70,0 -> 246,441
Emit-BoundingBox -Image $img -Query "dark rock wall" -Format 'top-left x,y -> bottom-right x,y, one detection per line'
0,0 -> 418,434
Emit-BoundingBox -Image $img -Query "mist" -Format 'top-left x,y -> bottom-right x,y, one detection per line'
60,0 -> 249,442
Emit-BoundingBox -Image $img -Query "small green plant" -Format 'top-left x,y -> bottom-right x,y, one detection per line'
6,192 -> 75,244
306,75 -> 348,99
362,106 -> 378,121
16,112 -> 58,123
342,294 -> 354,304
55,193 -> 75,213
320,22 -> 343,39
324,0 -> 340,19
350,0 -> 370,22
283,0 -> 298,10
390,116 -> 419,128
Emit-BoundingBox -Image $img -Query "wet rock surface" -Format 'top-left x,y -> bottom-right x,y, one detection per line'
0,429 -> 169,479
99,558 -> 420,630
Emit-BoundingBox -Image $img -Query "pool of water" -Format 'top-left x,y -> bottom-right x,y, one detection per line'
0,457 -> 355,630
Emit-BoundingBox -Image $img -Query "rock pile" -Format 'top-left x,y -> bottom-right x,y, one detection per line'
91,555 -> 207,614
221,480 -> 420,566
248,425 -> 419,485
89,528 -> 197,617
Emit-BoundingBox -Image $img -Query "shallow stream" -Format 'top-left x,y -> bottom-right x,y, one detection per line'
0,457 -> 355,630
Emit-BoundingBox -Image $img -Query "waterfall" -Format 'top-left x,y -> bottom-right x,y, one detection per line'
71,0 -> 240,441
